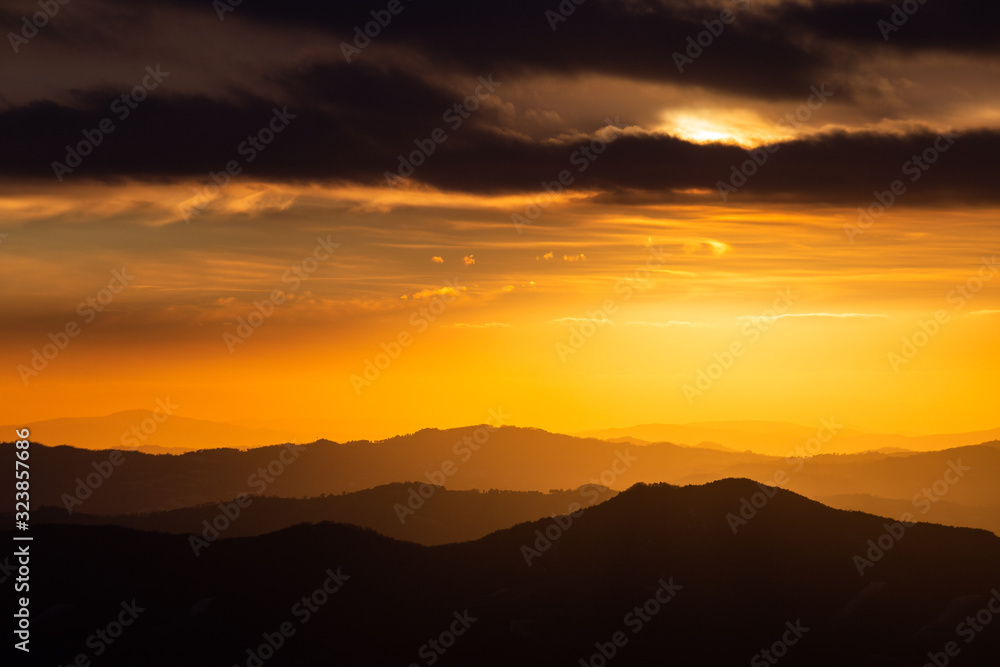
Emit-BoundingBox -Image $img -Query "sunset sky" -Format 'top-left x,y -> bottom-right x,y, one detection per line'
2,0 -> 998,441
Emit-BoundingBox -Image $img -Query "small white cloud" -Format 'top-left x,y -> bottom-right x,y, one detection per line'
683,238 -> 731,256
401,286 -> 465,300
463,255 -> 476,265
626,320 -> 711,328
563,253 -> 586,262
431,256 -> 444,264
737,312 -> 888,322
552,316 -> 612,325
453,322 -> 513,329
969,309 -> 1000,315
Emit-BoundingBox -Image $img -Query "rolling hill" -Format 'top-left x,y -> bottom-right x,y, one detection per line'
11,427 -> 999,535
24,483 -> 615,546
18,480 -> 1000,666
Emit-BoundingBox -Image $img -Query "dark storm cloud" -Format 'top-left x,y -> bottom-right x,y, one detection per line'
3,0 -> 997,203
142,0 -> 1000,97
1,58 -> 995,205
778,0 -> 1000,54
153,0 -> 829,100
392,127 -> 1000,206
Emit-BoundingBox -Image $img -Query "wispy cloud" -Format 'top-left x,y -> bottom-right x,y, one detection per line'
682,238 -> 731,256
453,322 -> 512,329
401,286 -> 465,300
737,313 -> 888,322
552,317 -> 612,325
969,309 -> 1000,315
626,320 -> 711,328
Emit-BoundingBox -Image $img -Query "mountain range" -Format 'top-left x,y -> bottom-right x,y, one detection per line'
14,426 -> 999,535
18,480 -> 1000,666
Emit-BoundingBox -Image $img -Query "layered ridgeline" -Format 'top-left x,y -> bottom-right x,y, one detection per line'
15,481 -> 1000,666
7,426 -> 999,535
27,484 -> 616,546
577,420 -> 1000,456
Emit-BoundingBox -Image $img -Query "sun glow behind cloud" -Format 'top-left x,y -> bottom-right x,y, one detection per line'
657,109 -> 796,148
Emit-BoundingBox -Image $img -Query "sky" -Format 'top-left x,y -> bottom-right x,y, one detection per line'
2,0 -> 998,441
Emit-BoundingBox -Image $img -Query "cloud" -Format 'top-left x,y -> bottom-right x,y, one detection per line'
683,239 -> 731,256
969,309 -> 1000,315
452,322 -> 512,328
563,254 -> 586,262
463,255 -> 476,265
552,317 -> 612,325
401,286 -> 465,300
626,320 -> 711,328
2,54 -> 997,206
431,256 -> 444,263
737,312 -> 888,322
1,1 -> 997,209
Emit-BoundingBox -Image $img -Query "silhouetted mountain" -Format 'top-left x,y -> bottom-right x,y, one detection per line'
9,429 -> 999,536
0,410 -> 315,452
23,483 -> 614,546
16,480 -> 1000,666
577,421 -> 1000,456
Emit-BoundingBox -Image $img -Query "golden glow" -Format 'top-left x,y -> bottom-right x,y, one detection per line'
657,109 -> 794,147
2,179 -> 998,442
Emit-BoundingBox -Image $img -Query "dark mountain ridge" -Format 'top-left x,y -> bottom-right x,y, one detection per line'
17,479 -> 1000,666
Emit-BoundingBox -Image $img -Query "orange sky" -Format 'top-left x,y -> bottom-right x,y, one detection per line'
2,179 -> 997,441
3,0 -> 999,442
